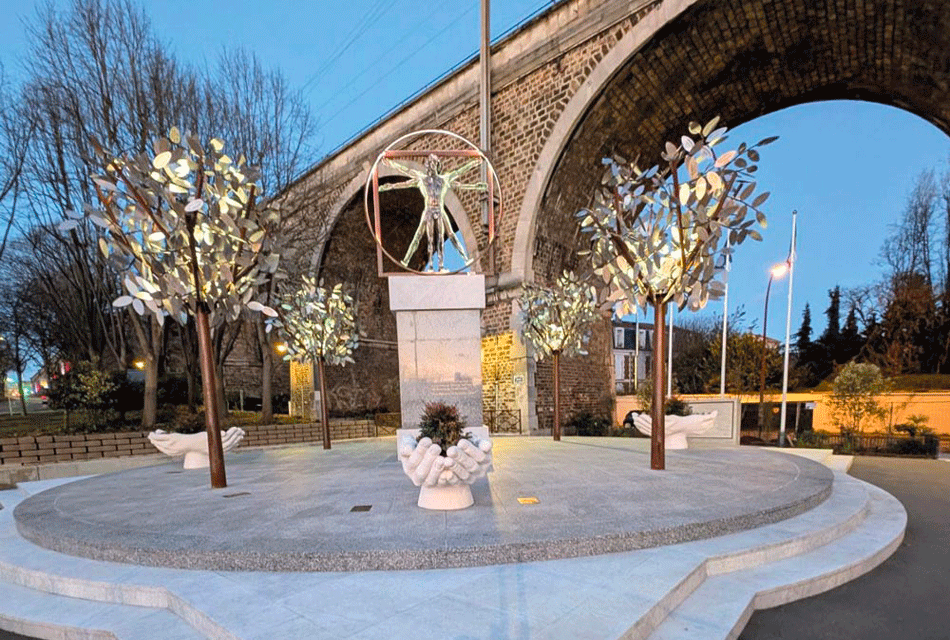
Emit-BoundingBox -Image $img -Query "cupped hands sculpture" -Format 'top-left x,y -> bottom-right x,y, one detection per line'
632,411 -> 717,450
148,427 -> 246,469
398,434 -> 493,510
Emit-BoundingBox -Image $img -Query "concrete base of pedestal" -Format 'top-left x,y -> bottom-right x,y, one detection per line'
418,484 -> 474,510
389,275 -> 485,430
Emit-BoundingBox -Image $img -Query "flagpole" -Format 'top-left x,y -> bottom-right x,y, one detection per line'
634,307 -> 640,393
720,239 -> 731,397
779,211 -> 797,447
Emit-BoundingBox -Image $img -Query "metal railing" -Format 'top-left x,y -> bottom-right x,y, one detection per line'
373,412 -> 401,436
484,408 -> 522,434
798,433 -> 939,459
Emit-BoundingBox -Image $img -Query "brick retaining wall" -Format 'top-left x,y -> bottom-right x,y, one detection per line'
0,419 -> 378,467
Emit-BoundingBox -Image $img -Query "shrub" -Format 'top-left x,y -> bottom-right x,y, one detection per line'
157,375 -> 191,406
566,411 -> 610,436
829,362 -> 886,435
417,402 -> 471,455
893,414 -> 934,439
109,374 -> 143,419
635,379 -> 693,416
48,362 -> 117,428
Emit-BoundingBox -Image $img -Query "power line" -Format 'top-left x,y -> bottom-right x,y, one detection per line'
320,3 -> 478,127
299,0 -> 399,95
311,1 -> 466,115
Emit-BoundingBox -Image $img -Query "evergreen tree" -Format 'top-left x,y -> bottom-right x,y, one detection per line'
821,286 -> 841,346
840,304 -> 862,363
794,303 -> 812,355
809,286 -> 842,383
792,303 -> 822,388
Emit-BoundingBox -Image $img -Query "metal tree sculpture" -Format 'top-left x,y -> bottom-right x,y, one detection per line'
578,117 -> 776,469
271,277 -> 359,449
520,270 -> 599,441
85,128 -> 281,488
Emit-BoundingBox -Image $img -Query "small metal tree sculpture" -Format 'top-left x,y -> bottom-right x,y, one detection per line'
578,117 -> 775,469
85,128 -> 281,488
271,277 -> 359,450
520,270 -> 599,441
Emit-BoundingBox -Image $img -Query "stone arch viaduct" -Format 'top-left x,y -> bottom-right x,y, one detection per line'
283,0 -> 950,432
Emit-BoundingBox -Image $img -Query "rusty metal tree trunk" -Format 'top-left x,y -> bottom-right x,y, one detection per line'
553,349 -> 562,441
652,302 -> 666,470
196,308 -> 226,488
317,357 -> 331,450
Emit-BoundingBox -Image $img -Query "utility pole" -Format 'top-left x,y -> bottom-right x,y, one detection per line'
479,0 -> 492,271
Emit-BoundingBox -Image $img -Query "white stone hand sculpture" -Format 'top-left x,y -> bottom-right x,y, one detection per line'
631,411 -> 717,450
148,427 -> 246,469
398,434 -> 493,510
398,436 -> 493,488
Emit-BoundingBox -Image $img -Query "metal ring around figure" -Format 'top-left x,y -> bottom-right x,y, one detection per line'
363,129 -> 502,276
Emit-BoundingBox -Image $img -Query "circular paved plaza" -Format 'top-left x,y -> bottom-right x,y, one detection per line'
13,437 -> 832,572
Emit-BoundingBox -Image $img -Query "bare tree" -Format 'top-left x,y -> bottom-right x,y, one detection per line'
880,170 -> 937,285
7,0 -> 316,429
0,66 -> 36,264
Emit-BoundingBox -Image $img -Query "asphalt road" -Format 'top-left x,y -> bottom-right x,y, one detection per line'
740,456 -> 950,640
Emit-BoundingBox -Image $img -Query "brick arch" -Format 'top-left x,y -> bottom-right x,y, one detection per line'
512,0 -> 950,284
310,163 -> 481,277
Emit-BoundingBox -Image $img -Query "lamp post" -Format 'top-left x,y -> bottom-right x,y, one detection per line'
758,262 -> 789,440
667,306 -> 674,397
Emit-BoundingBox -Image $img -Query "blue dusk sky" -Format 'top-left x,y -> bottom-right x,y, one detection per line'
2,1 -> 948,340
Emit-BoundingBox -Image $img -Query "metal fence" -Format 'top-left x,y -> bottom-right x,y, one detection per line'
484,409 -> 522,434
373,412 -> 401,436
800,433 -> 939,458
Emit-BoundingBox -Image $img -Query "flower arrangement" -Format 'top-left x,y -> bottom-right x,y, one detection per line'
417,402 -> 472,455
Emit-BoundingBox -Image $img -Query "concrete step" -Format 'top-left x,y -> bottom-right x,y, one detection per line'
504,471 -> 882,640
0,486 -> 328,640
646,482 -> 905,640
0,579 -> 202,640
0,472 -> 904,640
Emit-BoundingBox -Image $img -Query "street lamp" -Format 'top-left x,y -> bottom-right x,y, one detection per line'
759,262 -> 789,439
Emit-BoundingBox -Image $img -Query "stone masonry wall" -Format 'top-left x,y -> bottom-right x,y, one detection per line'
0,420 -> 378,467
283,1 -> 656,427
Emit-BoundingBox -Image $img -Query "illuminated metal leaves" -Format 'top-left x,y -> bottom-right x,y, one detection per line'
519,270 -> 599,361
577,117 -> 776,314
87,129 -> 281,327
270,277 -> 359,367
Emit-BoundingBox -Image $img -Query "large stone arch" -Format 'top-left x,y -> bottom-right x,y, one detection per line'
512,0 -> 950,284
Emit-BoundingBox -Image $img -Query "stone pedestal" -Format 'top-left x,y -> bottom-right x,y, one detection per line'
389,274 -> 485,429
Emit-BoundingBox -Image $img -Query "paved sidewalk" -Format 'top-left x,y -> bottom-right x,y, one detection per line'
740,456 -> 950,640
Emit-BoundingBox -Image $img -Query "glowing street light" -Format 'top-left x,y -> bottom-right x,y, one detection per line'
133,359 -> 146,371
274,342 -> 288,356
759,261 -> 789,438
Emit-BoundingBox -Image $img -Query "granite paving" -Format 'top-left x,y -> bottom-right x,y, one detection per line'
12,437 -> 831,572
